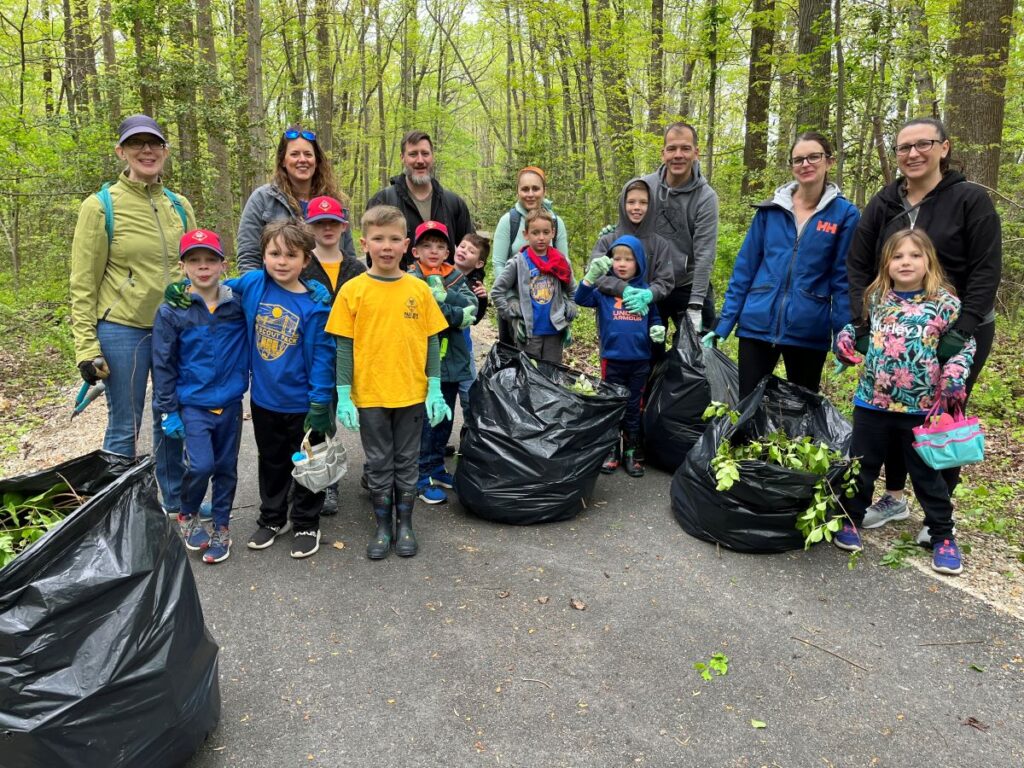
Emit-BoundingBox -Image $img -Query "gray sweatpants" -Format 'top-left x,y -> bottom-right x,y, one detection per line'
359,404 -> 423,494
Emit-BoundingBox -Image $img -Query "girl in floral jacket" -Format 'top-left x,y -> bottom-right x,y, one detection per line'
833,228 -> 975,576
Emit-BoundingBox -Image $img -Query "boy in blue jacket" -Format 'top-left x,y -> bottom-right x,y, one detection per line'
576,235 -> 666,477
153,230 -> 248,564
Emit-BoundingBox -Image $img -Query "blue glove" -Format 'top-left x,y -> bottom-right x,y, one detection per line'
459,305 -> 477,329
426,377 -> 452,427
160,411 -> 185,440
336,385 -> 360,431
622,286 -> 653,315
701,331 -> 720,349
305,279 -> 332,305
164,280 -> 192,309
832,360 -> 850,375
649,325 -> 666,344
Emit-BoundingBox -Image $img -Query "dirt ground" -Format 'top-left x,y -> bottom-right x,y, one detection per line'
2,321 -> 1020,622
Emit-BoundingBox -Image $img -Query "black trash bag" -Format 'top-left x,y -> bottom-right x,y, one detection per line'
671,375 -> 853,553
455,343 -> 628,524
0,451 -> 220,768
643,318 -> 739,472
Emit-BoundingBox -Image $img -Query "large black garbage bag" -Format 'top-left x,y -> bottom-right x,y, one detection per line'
671,376 -> 853,553
455,343 -> 628,524
0,451 -> 220,768
643,319 -> 739,472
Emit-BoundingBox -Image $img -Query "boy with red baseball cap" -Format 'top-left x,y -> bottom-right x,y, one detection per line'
152,229 -> 249,564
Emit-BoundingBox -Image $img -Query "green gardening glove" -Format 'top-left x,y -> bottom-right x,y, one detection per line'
426,275 -> 447,304
937,328 -> 968,363
304,401 -> 337,437
426,377 -> 452,428
649,325 -> 666,344
515,320 -> 528,344
622,286 -> 653,315
335,385 -> 360,432
562,327 -> 573,348
164,280 -> 192,309
585,256 -> 612,283
701,331 -> 720,349
598,223 -> 616,237
459,305 -> 477,329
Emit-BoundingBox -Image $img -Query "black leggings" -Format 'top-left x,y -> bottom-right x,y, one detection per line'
737,337 -> 829,399
882,321 -> 995,493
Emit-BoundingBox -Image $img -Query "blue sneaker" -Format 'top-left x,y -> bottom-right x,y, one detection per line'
833,522 -> 863,552
202,526 -> 231,564
931,538 -> 963,575
178,514 -> 211,551
416,480 -> 448,505
430,469 -> 455,489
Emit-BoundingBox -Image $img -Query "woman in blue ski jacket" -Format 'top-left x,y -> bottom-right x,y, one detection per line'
704,131 -> 860,397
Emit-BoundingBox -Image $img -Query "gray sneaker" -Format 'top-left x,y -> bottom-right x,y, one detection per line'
916,524 -> 958,548
862,494 -> 910,529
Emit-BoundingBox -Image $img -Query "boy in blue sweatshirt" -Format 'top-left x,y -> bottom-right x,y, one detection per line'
153,229 -> 248,564
575,235 -> 666,477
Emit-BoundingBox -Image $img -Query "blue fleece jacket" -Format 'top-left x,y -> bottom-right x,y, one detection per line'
152,285 -> 249,413
575,235 -> 663,361
224,270 -> 336,409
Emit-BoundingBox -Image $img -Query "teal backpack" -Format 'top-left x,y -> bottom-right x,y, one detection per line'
95,182 -> 188,245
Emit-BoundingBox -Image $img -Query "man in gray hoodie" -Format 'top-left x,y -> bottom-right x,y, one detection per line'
641,122 -> 720,336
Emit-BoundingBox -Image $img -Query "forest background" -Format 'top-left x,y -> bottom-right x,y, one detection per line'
0,0 -> 1022,572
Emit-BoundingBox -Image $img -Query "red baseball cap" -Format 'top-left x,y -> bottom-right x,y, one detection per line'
179,229 -> 225,259
414,220 -> 452,249
306,196 -> 349,225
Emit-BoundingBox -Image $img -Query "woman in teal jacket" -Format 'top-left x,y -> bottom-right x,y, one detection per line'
705,132 -> 860,397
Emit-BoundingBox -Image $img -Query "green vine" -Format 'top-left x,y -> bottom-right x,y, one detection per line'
1,482 -> 83,570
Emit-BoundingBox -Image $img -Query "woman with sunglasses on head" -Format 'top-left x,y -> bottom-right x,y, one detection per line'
845,117 -> 1002,535
70,114 -> 196,516
236,126 -> 355,273
704,131 -> 860,398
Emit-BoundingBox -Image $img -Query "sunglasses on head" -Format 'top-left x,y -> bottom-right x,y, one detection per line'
284,129 -> 316,142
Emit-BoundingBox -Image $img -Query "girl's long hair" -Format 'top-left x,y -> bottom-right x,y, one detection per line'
863,228 -> 951,317
272,124 -> 339,215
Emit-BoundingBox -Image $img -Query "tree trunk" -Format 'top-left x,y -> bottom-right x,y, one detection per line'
42,2 -> 54,116
72,0 -> 99,110
795,0 -> 831,132
232,0 -> 254,203
554,36 -> 579,171
373,0 -> 387,183
907,0 -> 937,117
678,58 -> 696,119
833,0 -> 845,188
647,0 -> 665,134
314,0 -> 334,157
741,0 -> 774,196
98,0 -> 119,122
705,0 -> 719,183
581,0 -> 611,219
172,0 -> 201,206
596,0 -> 634,186
62,0 -> 78,120
945,0 -> 1013,188
246,0 -> 267,181
132,16 -> 158,116
197,0 -> 234,256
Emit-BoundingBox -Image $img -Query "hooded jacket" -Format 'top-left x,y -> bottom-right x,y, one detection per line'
152,285 -> 249,413
70,171 -> 196,362
588,177 -> 675,302
641,161 -> 719,306
715,182 -> 859,351
236,183 -> 356,273
575,235 -> 663,361
846,171 -> 1001,336
407,263 -> 478,382
367,174 -> 475,271
490,247 -> 578,337
490,198 -> 570,278
301,252 -> 366,300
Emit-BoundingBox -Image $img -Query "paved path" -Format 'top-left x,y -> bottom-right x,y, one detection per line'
185,405 -> 1024,767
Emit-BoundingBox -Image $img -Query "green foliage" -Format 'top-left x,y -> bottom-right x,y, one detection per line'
0,482 -> 79,569
953,482 -> 1024,545
880,533 -> 925,569
693,652 -> 729,681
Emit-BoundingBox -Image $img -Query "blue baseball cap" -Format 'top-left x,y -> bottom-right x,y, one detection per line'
117,115 -> 167,145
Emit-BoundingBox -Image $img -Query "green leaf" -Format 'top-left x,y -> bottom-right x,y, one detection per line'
969,663 -> 985,673
751,719 -> 767,729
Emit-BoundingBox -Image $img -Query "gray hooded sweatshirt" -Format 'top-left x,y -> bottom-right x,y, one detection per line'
588,177 -> 675,302
641,161 -> 719,307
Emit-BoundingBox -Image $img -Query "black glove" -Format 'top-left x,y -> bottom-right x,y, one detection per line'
854,327 -> 870,355
78,357 -> 109,385
937,329 -> 968,363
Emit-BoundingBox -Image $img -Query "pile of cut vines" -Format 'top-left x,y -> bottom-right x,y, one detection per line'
1,482 -> 83,569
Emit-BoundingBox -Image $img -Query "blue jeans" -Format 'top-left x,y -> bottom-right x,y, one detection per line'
97,321 -> 184,510
418,382 -> 460,484
181,402 -> 243,528
603,358 -> 651,435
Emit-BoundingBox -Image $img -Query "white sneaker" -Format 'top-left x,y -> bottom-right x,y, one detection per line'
862,494 -> 910,528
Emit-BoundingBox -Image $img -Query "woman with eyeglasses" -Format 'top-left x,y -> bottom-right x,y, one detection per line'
69,114 -> 196,515
704,131 -> 860,398
845,116 -> 1001,533
236,125 -> 355,273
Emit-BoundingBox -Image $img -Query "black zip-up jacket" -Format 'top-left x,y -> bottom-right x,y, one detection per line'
846,171 -> 1001,336
367,175 -> 475,271
301,252 -> 366,301
462,265 -> 488,323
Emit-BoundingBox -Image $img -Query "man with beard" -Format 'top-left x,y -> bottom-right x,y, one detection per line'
367,130 -> 476,271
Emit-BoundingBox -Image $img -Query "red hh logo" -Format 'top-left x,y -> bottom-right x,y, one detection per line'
816,220 -> 838,235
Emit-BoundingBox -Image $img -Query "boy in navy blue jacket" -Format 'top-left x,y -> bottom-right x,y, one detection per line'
153,229 -> 248,564
575,235 -> 666,477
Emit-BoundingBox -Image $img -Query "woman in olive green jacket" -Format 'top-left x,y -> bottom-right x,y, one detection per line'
69,114 -> 196,515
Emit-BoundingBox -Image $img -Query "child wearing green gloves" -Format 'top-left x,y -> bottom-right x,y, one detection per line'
325,206 -> 450,560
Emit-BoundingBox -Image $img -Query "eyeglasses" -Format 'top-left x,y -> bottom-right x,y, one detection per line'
892,139 -> 942,156
122,137 -> 166,151
790,153 -> 829,167
284,129 -> 316,142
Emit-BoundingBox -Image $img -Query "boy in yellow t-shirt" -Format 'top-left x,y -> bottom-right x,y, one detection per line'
325,205 -> 448,560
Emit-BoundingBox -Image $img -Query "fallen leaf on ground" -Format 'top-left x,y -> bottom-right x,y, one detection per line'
751,719 -> 767,729
570,597 -> 586,610
332,541 -> 345,550
498,590 -> 510,599
537,596 -> 550,604
457,544 -> 479,553
963,716 -> 989,732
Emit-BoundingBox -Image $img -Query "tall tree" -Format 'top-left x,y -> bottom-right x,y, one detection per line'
314,0 -> 334,156
741,0 -> 775,196
647,0 -> 665,134
596,0 -> 635,187
98,0 -> 119,121
245,0 -> 267,185
795,0 -> 832,132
